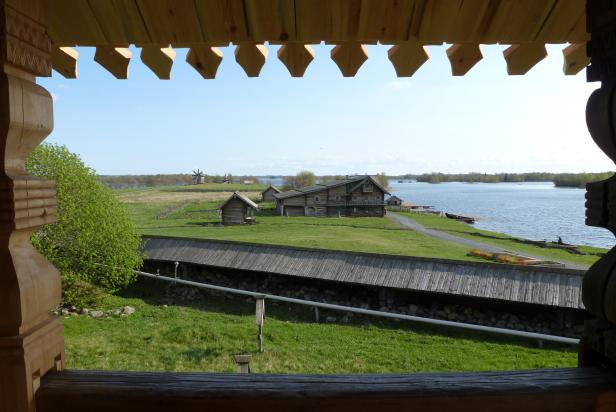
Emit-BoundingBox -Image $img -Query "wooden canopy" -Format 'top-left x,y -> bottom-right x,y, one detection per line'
46,0 -> 590,80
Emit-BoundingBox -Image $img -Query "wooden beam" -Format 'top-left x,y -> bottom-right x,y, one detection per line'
235,43 -> 268,77
51,46 -> 78,78
277,43 -> 314,77
94,46 -> 131,79
330,43 -> 368,77
503,44 -> 547,75
0,3 -> 65,412
562,43 -> 589,76
387,42 -> 429,77
140,46 -> 175,80
37,368 -> 616,412
446,44 -> 482,76
186,46 -> 223,79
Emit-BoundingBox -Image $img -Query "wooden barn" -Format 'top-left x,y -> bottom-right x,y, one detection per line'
219,192 -> 258,225
274,175 -> 389,217
261,185 -> 281,202
386,195 -> 403,206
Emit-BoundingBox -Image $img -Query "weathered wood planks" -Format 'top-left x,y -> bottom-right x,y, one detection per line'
36,368 -> 616,412
143,236 -> 585,309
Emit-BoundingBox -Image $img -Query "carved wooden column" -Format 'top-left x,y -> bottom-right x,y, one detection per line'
0,1 -> 64,411
581,0 -> 616,368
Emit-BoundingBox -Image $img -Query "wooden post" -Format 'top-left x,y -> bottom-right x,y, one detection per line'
314,306 -> 320,323
580,0 -> 616,367
255,297 -> 265,353
0,1 -> 65,411
233,354 -> 251,373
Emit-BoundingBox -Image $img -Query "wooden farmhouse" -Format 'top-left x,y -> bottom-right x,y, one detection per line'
386,196 -> 403,206
220,192 -> 258,225
261,185 -> 281,202
274,175 -> 389,217
4,1 -> 616,411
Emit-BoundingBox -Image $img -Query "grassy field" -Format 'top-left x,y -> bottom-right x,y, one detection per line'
393,211 -> 606,266
123,196 -> 483,262
116,184 -> 605,265
62,279 -> 577,373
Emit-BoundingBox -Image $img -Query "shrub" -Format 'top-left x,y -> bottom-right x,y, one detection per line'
26,144 -> 143,302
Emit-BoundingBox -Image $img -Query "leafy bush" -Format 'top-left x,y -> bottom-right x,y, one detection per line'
26,144 -> 143,300
61,274 -> 106,308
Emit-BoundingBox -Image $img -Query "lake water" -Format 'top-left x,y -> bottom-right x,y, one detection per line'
390,181 -> 614,249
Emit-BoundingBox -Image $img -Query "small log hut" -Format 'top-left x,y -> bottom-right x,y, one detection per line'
261,185 -> 281,202
2,1 -> 616,411
219,192 -> 258,225
386,195 -> 403,206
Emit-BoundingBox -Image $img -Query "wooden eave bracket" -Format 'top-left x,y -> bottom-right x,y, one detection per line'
94,46 -> 131,79
141,46 -> 176,80
186,46 -> 223,79
446,44 -> 482,76
277,43 -> 315,77
51,47 -> 78,78
330,43 -> 368,77
503,44 -> 547,75
235,43 -> 268,77
562,43 -> 589,76
387,42 -> 429,77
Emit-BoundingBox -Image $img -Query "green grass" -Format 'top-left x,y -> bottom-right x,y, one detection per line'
124,201 -> 483,262
62,280 -> 576,373
160,183 -> 268,192
393,211 -> 606,266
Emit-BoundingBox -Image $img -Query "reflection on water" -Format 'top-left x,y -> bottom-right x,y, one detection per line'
390,181 -> 614,249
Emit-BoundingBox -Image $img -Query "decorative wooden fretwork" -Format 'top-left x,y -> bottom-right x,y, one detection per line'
0,0 -> 51,76
581,0 -> 616,367
0,1 -> 64,411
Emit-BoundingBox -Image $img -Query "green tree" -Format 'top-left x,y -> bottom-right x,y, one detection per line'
283,170 -> 316,190
374,172 -> 389,189
26,144 -> 143,298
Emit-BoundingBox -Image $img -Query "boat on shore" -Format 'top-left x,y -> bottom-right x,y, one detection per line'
445,212 -> 476,224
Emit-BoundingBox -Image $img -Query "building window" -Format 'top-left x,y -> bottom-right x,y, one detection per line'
363,181 -> 373,192
335,195 -> 341,201
314,196 -> 320,202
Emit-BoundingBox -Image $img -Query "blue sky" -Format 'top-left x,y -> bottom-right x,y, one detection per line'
39,43 -> 609,176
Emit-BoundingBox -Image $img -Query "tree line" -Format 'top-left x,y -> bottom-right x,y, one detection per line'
410,172 -> 613,187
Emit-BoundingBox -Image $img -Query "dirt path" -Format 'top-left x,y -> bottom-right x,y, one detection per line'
387,212 -> 588,271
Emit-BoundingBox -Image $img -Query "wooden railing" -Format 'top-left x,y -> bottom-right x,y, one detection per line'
36,368 -> 616,412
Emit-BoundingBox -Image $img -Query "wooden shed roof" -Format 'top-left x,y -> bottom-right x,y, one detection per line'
47,0 -> 589,80
143,235 -> 585,309
219,191 -> 259,210
275,175 -> 390,200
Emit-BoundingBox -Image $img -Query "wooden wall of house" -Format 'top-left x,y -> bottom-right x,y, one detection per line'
222,199 -> 246,224
262,188 -> 278,202
328,185 -> 347,205
284,206 -> 305,216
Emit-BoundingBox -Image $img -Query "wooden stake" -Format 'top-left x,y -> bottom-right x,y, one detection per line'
256,297 -> 265,353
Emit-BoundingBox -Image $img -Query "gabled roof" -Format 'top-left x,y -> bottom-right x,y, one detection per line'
388,195 -> 402,201
219,191 -> 259,210
262,185 -> 281,194
275,175 -> 390,200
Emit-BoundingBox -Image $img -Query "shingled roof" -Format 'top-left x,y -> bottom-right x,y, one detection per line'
219,191 -> 259,210
275,175 -> 390,200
